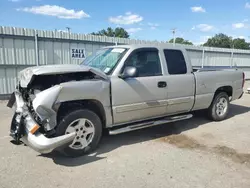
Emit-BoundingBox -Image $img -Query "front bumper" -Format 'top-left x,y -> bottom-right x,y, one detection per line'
8,92 -> 75,154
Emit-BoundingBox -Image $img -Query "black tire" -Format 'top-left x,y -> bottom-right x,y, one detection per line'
207,92 -> 229,121
10,112 -> 18,133
56,109 -> 102,157
10,113 -> 22,145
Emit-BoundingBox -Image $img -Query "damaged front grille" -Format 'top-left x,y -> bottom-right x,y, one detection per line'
18,85 -> 43,126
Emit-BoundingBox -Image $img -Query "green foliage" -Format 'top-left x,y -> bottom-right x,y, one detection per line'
204,33 -> 250,49
232,38 -> 250,50
169,37 -> 193,45
91,27 -> 129,38
203,33 -> 232,48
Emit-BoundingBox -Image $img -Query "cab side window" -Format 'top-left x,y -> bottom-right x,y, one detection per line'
124,49 -> 162,77
164,49 -> 187,75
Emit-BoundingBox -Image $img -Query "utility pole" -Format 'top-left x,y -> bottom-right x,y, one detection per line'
231,38 -> 234,49
171,28 -> 177,46
248,36 -> 250,48
66,27 -> 71,33
231,37 -> 234,67
113,32 -> 117,45
247,36 -> 250,49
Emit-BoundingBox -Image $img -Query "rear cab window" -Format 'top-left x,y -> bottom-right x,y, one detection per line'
163,49 -> 187,75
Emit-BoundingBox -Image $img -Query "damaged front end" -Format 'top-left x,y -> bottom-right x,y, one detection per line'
7,86 -> 76,154
7,64 -> 106,154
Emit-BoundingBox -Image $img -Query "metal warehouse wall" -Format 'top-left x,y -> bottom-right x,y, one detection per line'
1,26 -> 250,95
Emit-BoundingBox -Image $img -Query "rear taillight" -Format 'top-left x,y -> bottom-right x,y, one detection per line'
242,72 -> 245,88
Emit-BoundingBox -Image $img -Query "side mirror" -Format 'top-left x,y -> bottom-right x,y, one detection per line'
120,66 -> 137,79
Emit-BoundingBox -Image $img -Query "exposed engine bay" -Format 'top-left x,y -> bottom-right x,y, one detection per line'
17,71 -> 97,130
26,72 -> 96,91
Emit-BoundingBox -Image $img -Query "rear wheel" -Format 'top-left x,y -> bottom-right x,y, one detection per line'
207,92 -> 229,121
56,109 -> 102,157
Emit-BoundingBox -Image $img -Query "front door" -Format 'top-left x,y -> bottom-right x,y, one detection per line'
111,48 -> 168,125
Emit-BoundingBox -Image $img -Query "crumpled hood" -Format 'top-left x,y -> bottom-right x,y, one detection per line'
18,64 -> 108,88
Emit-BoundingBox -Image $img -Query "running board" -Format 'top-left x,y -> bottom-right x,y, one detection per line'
109,114 -> 193,135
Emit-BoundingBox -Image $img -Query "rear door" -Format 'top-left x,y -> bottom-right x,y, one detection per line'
111,48 -> 169,125
163,49 -> 195,115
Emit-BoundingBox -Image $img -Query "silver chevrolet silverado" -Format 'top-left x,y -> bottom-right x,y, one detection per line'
7,44 -> 244,157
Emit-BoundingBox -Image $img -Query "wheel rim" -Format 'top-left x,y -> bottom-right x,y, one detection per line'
215,97 -> 228,117
65,118 -> 95,150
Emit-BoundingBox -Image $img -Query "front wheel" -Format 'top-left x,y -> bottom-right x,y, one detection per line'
207,92 -> 229,121
56,109 -> 102,157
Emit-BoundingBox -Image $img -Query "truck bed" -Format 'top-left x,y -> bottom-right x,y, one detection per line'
191,69 -> 244,111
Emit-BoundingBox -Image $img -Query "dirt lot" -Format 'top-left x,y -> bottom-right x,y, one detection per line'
0,87 -> 250,188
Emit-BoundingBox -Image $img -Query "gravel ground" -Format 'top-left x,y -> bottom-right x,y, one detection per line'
0,87 -> 250,188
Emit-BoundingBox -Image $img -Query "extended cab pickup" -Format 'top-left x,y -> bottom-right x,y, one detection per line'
7,44 -> 244,157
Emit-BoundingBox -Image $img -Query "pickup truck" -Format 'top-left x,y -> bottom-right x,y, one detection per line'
7,44 -> 245,157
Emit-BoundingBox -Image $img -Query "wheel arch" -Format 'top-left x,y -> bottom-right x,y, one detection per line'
209,85 -> 232,107
214,85 -> 233,98
56,99 -> 106,128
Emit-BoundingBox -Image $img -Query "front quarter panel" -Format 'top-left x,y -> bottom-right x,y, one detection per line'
56,80 -> 112,126
32,85 -> 62,130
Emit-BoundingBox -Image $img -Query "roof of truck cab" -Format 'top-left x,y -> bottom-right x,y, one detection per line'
103,44 -> 186,51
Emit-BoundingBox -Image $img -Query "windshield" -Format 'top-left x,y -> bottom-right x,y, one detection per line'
81,48 -> 127,74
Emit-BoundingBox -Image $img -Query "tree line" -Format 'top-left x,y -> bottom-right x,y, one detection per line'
91,27 -> 250,50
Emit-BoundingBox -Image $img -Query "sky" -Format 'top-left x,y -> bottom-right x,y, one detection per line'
0,0 -> 250,45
